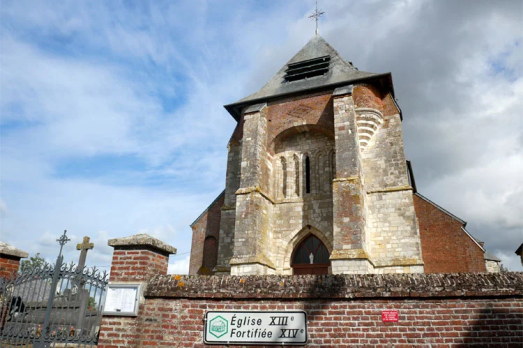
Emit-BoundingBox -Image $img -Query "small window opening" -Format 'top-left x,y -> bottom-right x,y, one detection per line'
281,157 -> 287,198
318,154 -> 323,193
305,156 -> 311,194
294,155 -> 300,197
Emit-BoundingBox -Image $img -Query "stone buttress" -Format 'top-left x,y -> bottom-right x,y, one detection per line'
228,103 -> 275,275
330,86 -> 373,273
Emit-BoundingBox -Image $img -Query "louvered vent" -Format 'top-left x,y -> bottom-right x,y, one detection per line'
284,55 -> 330,82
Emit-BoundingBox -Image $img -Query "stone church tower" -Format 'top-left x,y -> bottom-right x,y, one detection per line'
189,35 -> 499,276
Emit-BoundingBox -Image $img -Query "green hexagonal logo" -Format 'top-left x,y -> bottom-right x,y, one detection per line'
209,316 -> 228,338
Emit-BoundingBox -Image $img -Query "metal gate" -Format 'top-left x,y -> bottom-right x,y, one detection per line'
0,232 -> 108,347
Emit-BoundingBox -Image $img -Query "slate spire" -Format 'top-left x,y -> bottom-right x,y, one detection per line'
225,35 -> 380,119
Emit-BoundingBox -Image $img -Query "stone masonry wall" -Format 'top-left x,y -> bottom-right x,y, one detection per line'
361,112 -> 410,191
215,142 -> 242,274
230,105 -> 275,274
216,92 -> 339,275
366,190 -> 424,273
98,272 -> 523,348
413,193 -> 486,273
272,130 -> 334,273
330,91 -> 370,273
360,100 -> 423,272
486,260 -> 501,273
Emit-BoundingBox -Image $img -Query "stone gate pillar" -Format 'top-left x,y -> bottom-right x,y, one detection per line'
330,86 -> 373,274
0,242 -> 28,278
98,234 -> 176,348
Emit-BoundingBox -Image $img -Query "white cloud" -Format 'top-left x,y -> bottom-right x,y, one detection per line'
168,255 -> 190,275
1,0 -> 522,273
0,198 -> 8,217
138,224 -> 177,242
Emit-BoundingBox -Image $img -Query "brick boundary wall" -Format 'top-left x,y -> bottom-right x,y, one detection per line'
98,272 -> 523,348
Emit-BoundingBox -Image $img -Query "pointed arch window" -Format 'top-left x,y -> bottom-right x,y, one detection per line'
318,153 -> 324,193
292,234 -> 330,265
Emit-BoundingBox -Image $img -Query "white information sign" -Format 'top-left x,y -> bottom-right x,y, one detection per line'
204,311 -> 307,345
103,284 -> 141,316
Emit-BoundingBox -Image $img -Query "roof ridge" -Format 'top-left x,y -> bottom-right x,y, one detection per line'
190,190 -> 225,228
414,192 -> 467,225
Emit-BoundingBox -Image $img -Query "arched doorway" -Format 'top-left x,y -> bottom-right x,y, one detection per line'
291,234 -> 330,275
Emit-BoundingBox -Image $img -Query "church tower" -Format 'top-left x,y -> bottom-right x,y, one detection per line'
189,35 -> 425,276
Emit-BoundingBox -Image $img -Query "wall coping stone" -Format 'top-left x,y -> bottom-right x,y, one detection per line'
0,241 -> 28,259
108,233 -> 177,254
146,272 -> 523,299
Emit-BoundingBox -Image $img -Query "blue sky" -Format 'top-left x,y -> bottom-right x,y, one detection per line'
1,0 -> 522,273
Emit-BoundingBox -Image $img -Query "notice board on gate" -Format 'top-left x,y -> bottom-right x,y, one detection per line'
103,283 -> 141,317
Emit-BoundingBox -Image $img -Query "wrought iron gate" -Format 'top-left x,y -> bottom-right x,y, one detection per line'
0,232 -> 108,347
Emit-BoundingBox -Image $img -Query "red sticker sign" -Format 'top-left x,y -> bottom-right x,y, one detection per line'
381,310 -> 399,322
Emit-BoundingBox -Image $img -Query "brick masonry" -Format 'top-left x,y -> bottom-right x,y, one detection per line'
98,272 -> 523,348
109,247 -> 170,282
0,241 -> 28,278
108,234 -> 176,282
0,254 -> 22,278
413,194 -> 487,273
189,193 -> 225,275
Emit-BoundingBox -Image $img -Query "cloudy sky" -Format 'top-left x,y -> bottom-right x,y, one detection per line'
1,0 -> 522,273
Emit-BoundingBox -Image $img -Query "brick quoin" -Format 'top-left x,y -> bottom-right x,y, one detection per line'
98,273 -> 523,348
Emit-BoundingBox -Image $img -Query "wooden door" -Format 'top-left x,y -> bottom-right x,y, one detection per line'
291,234 -> 330,275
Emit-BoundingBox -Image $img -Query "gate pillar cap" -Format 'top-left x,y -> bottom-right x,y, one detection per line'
108,233 -> 177,255
0,241 -> 28,259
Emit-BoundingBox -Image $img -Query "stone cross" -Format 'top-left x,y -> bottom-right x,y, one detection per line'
75,236 -> 94,334
76,236 -> 94,270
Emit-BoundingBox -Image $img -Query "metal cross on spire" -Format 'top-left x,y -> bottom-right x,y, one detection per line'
309,1 -> 325,36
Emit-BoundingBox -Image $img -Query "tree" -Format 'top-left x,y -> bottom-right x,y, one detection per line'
87,296 -> 97,310
19,253 -> 45,274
